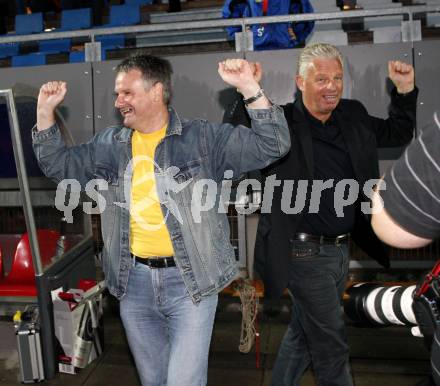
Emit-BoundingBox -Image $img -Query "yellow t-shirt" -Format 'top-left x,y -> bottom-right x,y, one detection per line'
130,125 -> 174,257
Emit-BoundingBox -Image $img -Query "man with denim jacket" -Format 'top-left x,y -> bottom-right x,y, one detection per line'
32,54 -> 289,386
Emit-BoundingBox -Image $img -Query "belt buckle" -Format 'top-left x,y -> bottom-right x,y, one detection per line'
297,233 -> 308,242
334,234 -> 346,245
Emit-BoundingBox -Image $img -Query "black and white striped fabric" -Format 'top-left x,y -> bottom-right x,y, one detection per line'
382,114 -> 440,386
382,115 -> 440,240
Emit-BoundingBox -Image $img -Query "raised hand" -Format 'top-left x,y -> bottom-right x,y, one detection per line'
37,81 -> 67,131
249,61 -> 263,83
388,61 -> 414,94
38,81 -> 67,111
218,59 -> 261,99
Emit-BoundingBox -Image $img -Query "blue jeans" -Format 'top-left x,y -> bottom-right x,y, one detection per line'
271,241 -> 353,386
119,260 -> 218,386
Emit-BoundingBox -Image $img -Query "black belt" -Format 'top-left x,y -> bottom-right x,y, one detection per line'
132,254 -> 176,268
293,232 -> 349,245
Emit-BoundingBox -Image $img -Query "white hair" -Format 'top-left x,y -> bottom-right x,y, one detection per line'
297,43 -> 343,78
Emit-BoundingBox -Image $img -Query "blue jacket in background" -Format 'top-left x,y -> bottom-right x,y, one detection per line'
222,0 -> 314,50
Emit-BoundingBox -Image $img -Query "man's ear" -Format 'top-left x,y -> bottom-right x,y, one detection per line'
295,75 -> 304,92
153,82 -> 163,102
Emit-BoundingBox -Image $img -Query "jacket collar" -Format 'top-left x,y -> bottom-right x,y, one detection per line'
288,95 -> 314,177
166,106 -> 183,136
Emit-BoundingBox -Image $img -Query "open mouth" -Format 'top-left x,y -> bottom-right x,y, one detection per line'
120,107 -> 133,116
323,95 -> 338,102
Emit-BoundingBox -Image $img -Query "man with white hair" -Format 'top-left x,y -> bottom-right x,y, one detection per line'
226,42 -> 417,385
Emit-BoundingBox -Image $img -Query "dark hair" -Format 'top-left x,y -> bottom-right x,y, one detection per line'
115,54 -> 173,105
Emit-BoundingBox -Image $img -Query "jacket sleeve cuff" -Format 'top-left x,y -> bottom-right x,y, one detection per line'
245,104 -> 283,120
32,123 -> 60,142
392,86 -> 418,100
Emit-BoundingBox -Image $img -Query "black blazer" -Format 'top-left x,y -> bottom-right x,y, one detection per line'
225,88 -> 418,298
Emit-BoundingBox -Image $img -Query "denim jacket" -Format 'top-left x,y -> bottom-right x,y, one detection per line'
33,105 -> 290,302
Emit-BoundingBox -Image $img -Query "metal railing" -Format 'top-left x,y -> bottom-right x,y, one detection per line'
0,89 -> 43,275
0,5 -> 439,45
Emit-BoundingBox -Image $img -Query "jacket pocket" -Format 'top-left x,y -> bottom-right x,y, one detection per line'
170,160 -> 202,207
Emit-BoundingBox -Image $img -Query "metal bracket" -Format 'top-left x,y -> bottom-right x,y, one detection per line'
234,30 -> 254,52
401,19 -> 422,42
85,42 -> 102,62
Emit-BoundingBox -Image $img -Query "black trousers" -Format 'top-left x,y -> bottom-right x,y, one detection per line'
271,241 -> 354,386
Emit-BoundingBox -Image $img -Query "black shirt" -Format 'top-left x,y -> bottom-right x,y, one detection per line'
297,103 -> 357,236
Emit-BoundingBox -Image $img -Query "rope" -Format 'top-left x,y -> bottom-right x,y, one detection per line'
235,279 -> 259,353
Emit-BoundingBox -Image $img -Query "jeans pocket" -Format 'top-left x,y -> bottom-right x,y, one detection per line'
335,244 -> 349,285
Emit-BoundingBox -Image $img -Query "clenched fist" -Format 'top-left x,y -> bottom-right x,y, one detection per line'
218,59 -> 261,99
388,61 -> 414,94
218,58 -> 270,109
37,81 -> 67,131
38,81 -> 67,111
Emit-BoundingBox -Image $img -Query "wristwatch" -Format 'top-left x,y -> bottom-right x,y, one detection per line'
243,88 -> 265,106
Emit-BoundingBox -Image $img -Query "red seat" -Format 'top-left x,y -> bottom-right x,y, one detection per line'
0,246 -> 3,279
0,230 -> 60,297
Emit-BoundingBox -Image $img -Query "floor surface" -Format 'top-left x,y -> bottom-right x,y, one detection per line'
0,295 -> 431,386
